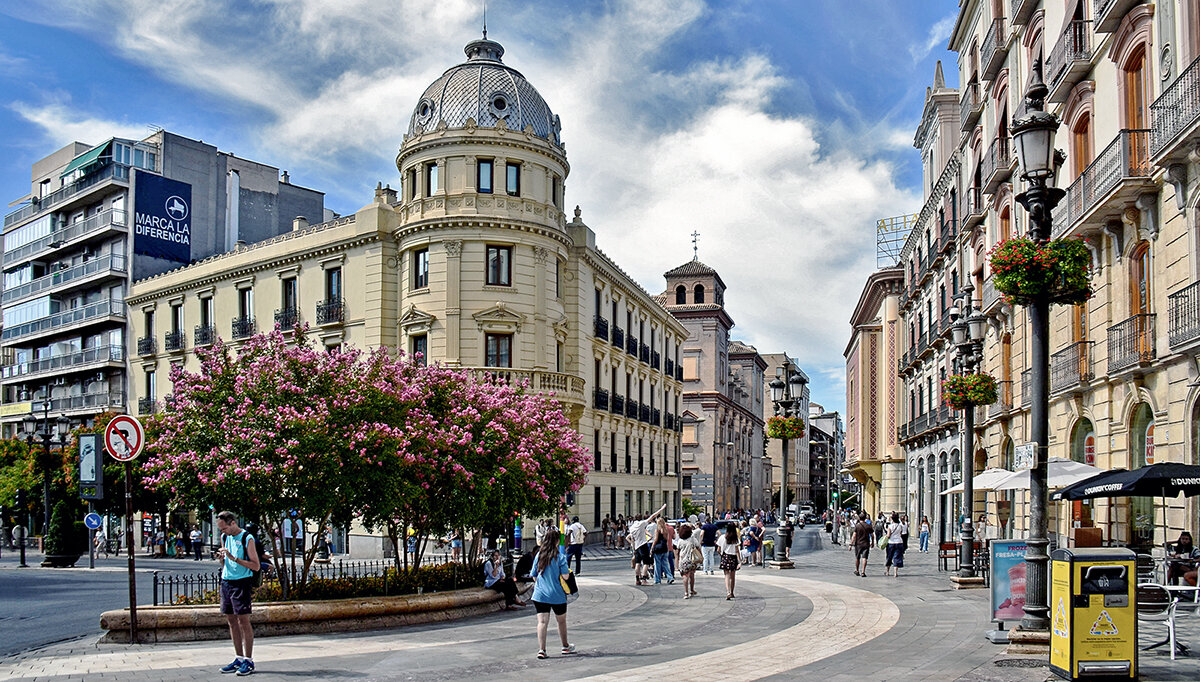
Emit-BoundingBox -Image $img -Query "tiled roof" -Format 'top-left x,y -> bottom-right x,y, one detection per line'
664,259 -> 718,278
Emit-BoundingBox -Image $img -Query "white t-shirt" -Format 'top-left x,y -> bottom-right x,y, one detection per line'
716,534 -> 739,556
628,520 -> 650,549
887,522 -> 907,544
567,522 -> 587,545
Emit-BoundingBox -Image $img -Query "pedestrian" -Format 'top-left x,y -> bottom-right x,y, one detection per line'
215,511 -> 260,676
975,514 -> 987,542
615,515 -> 626,549
900,514 -> 910,551
664,517 -> 678,577
530,528 -> 575,659
566,516 -> 587,575
602,514 -> 612,548
190,525 -> 204,561
751,519 -> 766,565
324,526 -> 335,556
450,529 -> 463,561
535,518 -> 549,548
650,517 -> 673,584
716,523 -> 741,599
674,524 -> 702,599
918,516 -> 931,553
484,549 -> 526,610
698,517 -> 718,574
884,512 -> 907,577
628,505 -> 666,585
831,510 -> 841,546
851,512 -> 871,577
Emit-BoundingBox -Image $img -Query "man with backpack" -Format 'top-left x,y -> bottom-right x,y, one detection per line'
215,511 -> 261,676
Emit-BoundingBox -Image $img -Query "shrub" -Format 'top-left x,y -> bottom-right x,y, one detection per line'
989,237 -> 1091,305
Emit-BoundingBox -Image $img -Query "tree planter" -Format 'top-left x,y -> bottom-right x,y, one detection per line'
942,373 -> 998,410
988,237 -> 1091,306
40,553 -> 82,568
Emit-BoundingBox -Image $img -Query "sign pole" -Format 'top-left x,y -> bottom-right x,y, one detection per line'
88,502 -> 95,570
124,460 -> 138,642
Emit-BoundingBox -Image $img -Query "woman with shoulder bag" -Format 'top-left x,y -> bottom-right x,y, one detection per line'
673,524 -> 702,599
716,524 -> 741,599
529,528 -> 575,659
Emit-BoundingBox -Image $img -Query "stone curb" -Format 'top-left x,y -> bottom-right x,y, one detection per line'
98,583 -> 533,644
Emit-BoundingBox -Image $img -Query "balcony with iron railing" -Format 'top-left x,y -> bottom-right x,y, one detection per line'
274,307 -> 299,330
593,387 -> 609,411
986,380 -> 1014,420
1047,20 -> 1093,104
675,365 -> 683,381
1094,0 -> 1141,33
639,342 -> 650,364
164,330 -> 186,352
611,393 -> 625,416
136,336 -> 156,356
960,80 -> 983,132
1050,341 -> 1094,394
983,136 -> 1014,193
651,408 -> 661,427
1169,281 -> 1200,349
1151,55 -> 1200,163
639,404 -> 650,423
611,326 -> 625,349
4,163 -> 131,229
982,18 -> 1009,81
1107,314 -> 1155,374
0,299 -> 124,342
665,357 -> 675,378
316,298 -> 344,325
938,218 -> 955,255
1,344 -> 124,382
138,397 -> 156,416
4,209 -> 129,268
1011,0 -> 1037,25
2,253 -> 128,305
593,315 -> 609,341
962,187 -> 985,229
194,324 -> 216,347
1052,130 -> 1153,239
626,335 -> 638,357
232,316 -> 256,340
650,349 -> 660,370
626,399 -> 639,419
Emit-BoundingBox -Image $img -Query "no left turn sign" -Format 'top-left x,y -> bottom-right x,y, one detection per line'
105,414 -> 145,462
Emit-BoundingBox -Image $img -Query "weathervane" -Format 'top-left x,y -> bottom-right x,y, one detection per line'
691,231 -> 700,261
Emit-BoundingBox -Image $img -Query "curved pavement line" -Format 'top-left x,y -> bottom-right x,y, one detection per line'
574,573 -> 901,682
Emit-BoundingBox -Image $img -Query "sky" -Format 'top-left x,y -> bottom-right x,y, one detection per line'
0,0 -> 961,417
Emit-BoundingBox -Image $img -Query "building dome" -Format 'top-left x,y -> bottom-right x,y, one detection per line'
406,37 -> 561,144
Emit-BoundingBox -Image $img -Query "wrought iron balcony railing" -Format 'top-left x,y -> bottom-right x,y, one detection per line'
138,397 -> 156,416
982,18 -> 1008,81
194,324 -> 216,347
232,316 -> 256,340
274,307 -> 299,329
1107,314 -> 1155,374
611,394 -> 625,416
593,387 -> 609,410
1151,55 -> 1200,160
137,336 -> 156,356
164,330 -> 186,352
593,315 -> 609,340
1168,281 -> 1200,348
611,326 -> 624,349
1050,341 -> 1094,394
1047,20 -> 1093,103
960,81 -> 983,132
316,298 -> 344,325
1053,129 -> 1152,238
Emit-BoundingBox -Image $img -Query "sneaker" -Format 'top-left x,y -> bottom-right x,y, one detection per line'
537,650 -> 547,659
236,660 -> 255,676
220,659 -> 242,674
561,644 -> 576,655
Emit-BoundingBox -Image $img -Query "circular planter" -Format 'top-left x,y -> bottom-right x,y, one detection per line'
41,553 -> 82,568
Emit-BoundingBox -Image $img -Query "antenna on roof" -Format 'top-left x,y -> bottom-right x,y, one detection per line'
691,230 -> 700,261
482,0 -> 488,39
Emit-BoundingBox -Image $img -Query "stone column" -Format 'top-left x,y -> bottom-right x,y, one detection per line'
444,239 -> 463,366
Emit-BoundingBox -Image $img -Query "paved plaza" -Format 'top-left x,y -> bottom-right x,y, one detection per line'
2,530 -> 1199,680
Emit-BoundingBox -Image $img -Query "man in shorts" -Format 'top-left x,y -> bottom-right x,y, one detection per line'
627,504 -> 666,586
851,512 -> 872,577
215,511 -> 260,676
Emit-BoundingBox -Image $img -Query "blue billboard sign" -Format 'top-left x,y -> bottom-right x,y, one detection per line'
133,170 -> 192,263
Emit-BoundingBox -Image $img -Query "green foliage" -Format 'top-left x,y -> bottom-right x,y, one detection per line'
941,373 -> 999,409
681,497 -> 704,518
44,498 -> 84,556
0,438 -> 37,509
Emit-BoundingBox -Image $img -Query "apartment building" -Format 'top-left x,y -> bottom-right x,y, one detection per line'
1,131 -> 324,433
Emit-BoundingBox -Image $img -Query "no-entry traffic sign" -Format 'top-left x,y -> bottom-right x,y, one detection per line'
104,415 -> 145,462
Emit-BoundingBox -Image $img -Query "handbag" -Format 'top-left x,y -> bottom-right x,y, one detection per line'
877,533 -> 888,550
560,571 -> 578,595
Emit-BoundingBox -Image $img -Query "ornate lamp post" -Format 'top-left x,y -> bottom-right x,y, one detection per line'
950,284 -> 987,581
22,396 -> 71,533
1010,58 -> 1064,632
769,359 -> 806,565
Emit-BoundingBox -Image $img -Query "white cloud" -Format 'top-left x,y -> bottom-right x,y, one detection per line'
909,13 -> 956,62
9,100 -> 153,148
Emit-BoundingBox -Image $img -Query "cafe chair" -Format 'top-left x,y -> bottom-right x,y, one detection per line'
1137,582 -> 1182,660
1135,554 -> 1158,584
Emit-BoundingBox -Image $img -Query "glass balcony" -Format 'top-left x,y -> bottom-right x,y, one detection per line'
1151,55 -> 1200,163
1,344 -> 123,381
2,253 -> 127,304
1107,314 -> 1155,374
1168,281 -> 1200,348
50,392 -> 125,413
0,299 -> 124,342
4,164 -> 130,229
4,209 -> 128,267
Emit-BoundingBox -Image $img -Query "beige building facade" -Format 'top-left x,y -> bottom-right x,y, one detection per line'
128,37 -> 686,556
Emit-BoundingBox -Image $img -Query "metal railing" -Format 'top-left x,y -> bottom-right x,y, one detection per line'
675,365 -> 683,381
164,330 -> 186,352
194,324 -> 216,346
639,342 -> 650,363
1011,0 -> 1036,24
593,315 -> 609,340
987,380 -> 1014,419
1107,313 -> 1155,373
274,307 -> 299,329
983,136 -> 1013,189
611,394 -> 625,415
963,187 -> 984,227
50,392 -> 125,412
232,316 -> 256,339
316,298 -> 344,325
639,404 -> 650,423
982,18 -> 1008,80
665,358 -> 675,377
593,387 -> 609,410
1047,20 -> 1093,98
1054,129 -> 1152,238
626,399 -> 639,419
4,209 -> 128,267
2,253 -> 127,304
138,397 -> 156,415
1168,281 -> 1200,348
1021,369 -> 1031,408
960,81 -> 982,131
1,344 -> 123,380
1151,55 -> 1200,158
626,335 -> 638,357
611,326 -> 624,349
1050,341 -> 1094,393
137,337 -> 156,356
4,164 -> 131,228
0,298 -> 124,341
939,218 -> 955,254
650,349 -> 660,370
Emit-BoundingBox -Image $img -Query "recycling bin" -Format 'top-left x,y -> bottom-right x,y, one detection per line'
1049,547 -> 1137,680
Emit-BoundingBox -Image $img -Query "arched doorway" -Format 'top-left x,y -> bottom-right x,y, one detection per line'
1069,419 -> 1096,529
1130,403 -> 1155,549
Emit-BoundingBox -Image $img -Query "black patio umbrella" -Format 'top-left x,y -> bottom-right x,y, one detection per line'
1052,462 -> 1200,501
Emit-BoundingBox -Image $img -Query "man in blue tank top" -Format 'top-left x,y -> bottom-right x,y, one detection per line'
215,511 -> 260,676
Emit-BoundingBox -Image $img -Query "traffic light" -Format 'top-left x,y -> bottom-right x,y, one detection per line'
15,488 -> 26,510
832,491 -> 839,499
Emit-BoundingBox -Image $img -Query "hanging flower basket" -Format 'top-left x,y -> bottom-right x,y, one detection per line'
766,416 -> 805,440
942,373 -> 998,410
988,237 -> 1092,306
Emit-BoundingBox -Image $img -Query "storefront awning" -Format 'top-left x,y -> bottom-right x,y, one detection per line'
60,140 -> 113,178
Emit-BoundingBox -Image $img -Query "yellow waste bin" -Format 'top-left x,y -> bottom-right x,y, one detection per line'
1049,547 -> 1137,680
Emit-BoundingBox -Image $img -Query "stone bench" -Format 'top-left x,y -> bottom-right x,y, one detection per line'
100,583 -> 533,644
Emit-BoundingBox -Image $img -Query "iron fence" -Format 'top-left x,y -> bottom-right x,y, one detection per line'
1168,281 -> 1200,348
1151,55 -> 1200,157
1107,313 -> 1155,373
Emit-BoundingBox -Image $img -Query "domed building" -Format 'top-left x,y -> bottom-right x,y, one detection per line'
127,36 -> 688,557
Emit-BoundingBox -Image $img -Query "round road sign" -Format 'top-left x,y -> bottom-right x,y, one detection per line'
104,414 -> 145,462
84,512 -> 103,530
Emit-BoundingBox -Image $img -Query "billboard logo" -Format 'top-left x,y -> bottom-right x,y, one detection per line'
166,195 -> 188,221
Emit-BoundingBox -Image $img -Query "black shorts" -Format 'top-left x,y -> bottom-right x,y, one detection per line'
532,600 -> 567,615
635,544 -> 653,566
854,545 -> 871,560
220,578 -> 254,615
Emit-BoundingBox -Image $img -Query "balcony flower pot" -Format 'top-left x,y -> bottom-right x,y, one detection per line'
942,373 -> 998,410
988,237 -> 1091,305
767,416 -> 805,440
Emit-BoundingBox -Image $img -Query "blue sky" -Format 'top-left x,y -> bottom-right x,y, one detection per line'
0,0 -> 960,416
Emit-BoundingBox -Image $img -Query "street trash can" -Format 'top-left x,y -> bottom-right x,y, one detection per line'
1049,547 -> 1137,680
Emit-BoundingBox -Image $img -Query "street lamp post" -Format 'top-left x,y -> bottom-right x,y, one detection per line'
1010,58 -> 1064,632
22,397 -> 71,533
950,284 -> 987,581
769,359 -> 806,565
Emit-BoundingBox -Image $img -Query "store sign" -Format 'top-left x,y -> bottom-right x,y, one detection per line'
1084,434 -> 1095,465
133,170 -> 192,263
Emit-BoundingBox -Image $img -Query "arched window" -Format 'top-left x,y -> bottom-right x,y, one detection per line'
675,285 -> 686,305
1070,418 -> 1096,527
1130,241 -> 1151,315
1131,402 -> 1155,547
693,284 -> 705,304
